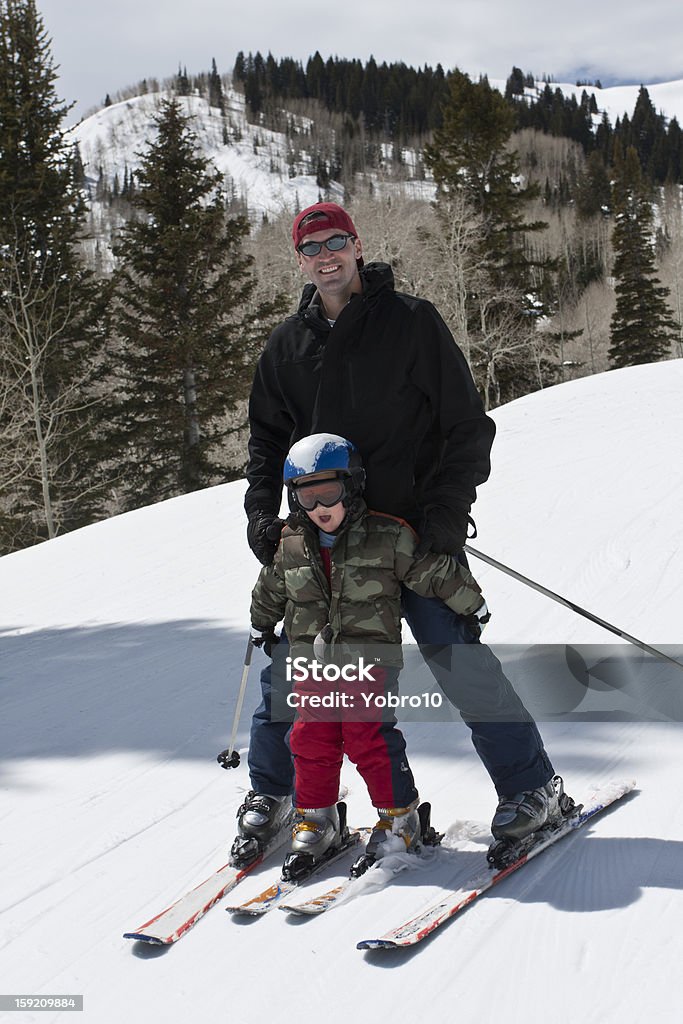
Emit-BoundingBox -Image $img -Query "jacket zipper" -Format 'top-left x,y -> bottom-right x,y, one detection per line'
306,544 -> 331,605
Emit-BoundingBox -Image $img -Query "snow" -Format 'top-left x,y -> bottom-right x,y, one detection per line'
1,361 -> 682,1024
578,78 -> 683,127
489,77 -> 683,127
71,90 -> 331,223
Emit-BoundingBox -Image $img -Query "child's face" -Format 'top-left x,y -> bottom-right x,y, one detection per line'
306,499 -> 346,534
296,472 -> 348,534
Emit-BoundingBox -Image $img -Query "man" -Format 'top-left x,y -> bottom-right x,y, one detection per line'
232,201 -> 558,866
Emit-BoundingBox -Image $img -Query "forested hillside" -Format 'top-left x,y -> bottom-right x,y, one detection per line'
234,52 -> 683,184
2,1 -> 682,554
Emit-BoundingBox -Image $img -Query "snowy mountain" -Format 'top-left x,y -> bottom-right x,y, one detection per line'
1,360 -> 682,1023
502,76 -> 683,131
69,75 -> 683,266
71,87 -> 334,270
73,88 -> 329,223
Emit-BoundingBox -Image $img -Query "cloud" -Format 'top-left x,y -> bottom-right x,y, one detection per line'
39,0 -> 683,119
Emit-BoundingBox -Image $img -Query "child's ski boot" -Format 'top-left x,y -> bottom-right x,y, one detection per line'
350,799 -> 442,877
281,801 -> 350,882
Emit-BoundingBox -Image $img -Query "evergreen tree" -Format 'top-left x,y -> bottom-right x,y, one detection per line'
175,64 -> 190,96
305,51 -> 325,101
576,150 -> 612,219
109,99 -> 282,506
208,57 -> 224,112
233,51 -> 246,83
595,111 -> 613,162
243,58 -> 263,115
0,0 -> 75,264
666,117 -> 683,181
423,71 -> 551,403
425,71 -> 545,275
609,145 -> 676,367
0,0 -> 107,551
629,87 -> 664,177
505,66 -> 526,99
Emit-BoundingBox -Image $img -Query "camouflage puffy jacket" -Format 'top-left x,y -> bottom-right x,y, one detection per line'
250,508 -> 484,668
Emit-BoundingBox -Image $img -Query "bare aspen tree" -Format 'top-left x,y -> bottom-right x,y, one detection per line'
471,283 -> 536,410
660,183 -> 683,358
0,0 -> 108,551
0,243 -> 99,540
419,192 -> 487,367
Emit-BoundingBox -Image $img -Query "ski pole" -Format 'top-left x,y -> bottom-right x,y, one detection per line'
217,635 -> 255,769
464,543 -> 683,674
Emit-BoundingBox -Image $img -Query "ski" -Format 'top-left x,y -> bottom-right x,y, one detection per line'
123,830 -> 289,945
279,877 -> 353,915
226,828 -> 366,916
357,779 -> 636,950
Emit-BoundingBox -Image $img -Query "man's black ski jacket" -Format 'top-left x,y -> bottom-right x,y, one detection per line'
244,262 -> 496,530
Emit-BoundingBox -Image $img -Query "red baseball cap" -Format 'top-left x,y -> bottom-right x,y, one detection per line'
292,202 -> 360,249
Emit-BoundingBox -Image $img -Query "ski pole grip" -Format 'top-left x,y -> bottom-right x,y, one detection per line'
216,635 -> 255,769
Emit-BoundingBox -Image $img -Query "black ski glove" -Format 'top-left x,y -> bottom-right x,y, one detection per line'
463,600 -> 491,640
250,628 -> 280,658
247,511 -> 286,565
415,505 -> 469,557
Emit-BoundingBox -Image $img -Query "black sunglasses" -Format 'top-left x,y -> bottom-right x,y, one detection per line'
297,234 -> 354,257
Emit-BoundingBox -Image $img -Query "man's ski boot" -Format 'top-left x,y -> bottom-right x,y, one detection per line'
487,775 -> 580,868
229,791 -> 295,867
350,799 -> 442,878
281,802 -> 349,882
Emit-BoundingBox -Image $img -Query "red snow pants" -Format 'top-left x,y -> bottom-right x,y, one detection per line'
289,667 -> 418,810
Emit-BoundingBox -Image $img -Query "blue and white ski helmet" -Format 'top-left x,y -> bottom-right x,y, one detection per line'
284,433 -> 365,502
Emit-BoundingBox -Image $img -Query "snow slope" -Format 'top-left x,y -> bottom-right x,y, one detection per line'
73,89 -> 327,222
1,361 -> 682,1024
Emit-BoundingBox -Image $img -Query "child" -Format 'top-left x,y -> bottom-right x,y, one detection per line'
249,432 -> 490,879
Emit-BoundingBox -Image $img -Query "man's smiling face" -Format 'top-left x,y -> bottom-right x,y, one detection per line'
296,228 -> 363,312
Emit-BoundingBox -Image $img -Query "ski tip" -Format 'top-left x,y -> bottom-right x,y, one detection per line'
588,778 -> 637,806
356,938 -> 399,950
226,905 -> 270,916
123,932 -> 169,945
279,904 -> 324,916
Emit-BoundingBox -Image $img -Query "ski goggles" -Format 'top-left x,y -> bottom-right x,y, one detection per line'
297,234 -> 354,257
292,477 -> 346,511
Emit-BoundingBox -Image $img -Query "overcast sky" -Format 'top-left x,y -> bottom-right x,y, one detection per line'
40,0 -> 683,121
